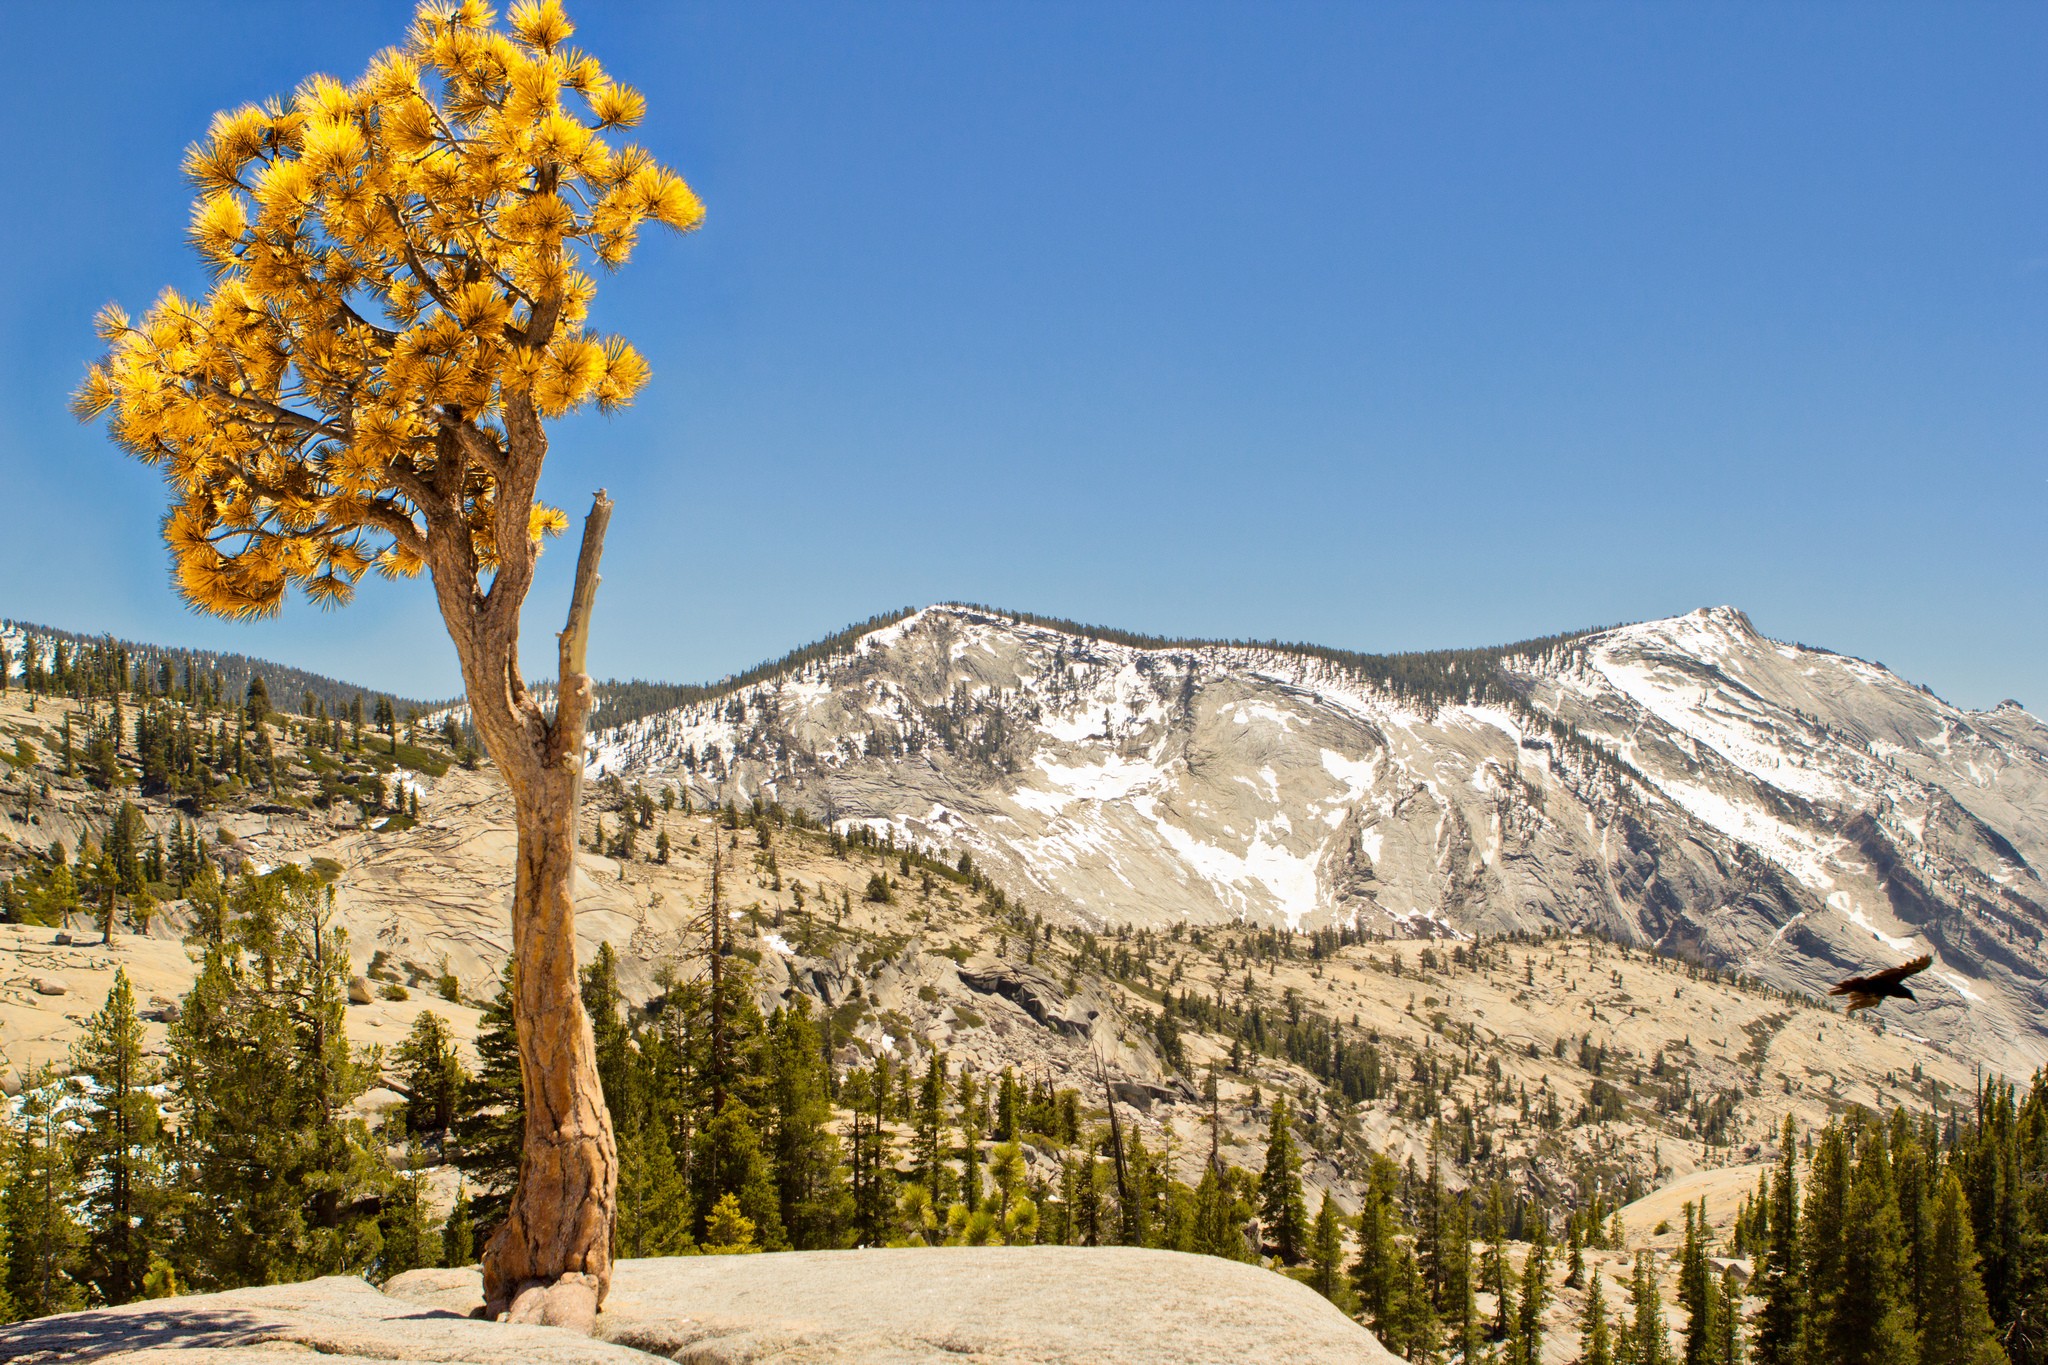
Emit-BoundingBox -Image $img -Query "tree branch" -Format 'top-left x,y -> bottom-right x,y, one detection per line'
547,490 -> 612,767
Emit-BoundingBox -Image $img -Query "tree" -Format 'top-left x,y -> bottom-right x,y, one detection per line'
1919,1171 -> 2007,1365
1751,1116 -> 1803,1365
452,962 -> 524,1233
1306,1193 -> 1351,1309
1520,1216 -> 1552,1365
71,968 -> 172,1307
1259,1097 -> 1310,1264
1581,1269 -> 1614,1365
391,1010 -> 469,1155
2,1066 -> 86,1319
77,0 -> 703,1327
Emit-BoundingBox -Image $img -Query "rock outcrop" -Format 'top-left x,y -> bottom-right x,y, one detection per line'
0,1249 -> 1401,1365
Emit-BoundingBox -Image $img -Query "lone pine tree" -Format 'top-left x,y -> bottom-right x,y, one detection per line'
75,0 -> 701,1327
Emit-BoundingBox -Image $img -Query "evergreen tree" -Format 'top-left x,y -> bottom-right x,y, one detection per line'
1820,1115 -> 1918,1365
1752,1115 -> 1803,1365
1258,1097 -> 1310,1264
1679,1200 -> 1719,1365
390,1010 -> 468,1155
1581,1269 -> 1614,1365
763,999 -> 851,1250
377,1143 -> 440,1280
70,968 -> 171,1307
1625,1249 -> 1670,1365
450,962 -> 522,1233
914,1054 -> 949,1208
1521,1216 -> 1552,1365
442,1186 -> 476,1269
2,1067 -> 86,1319
1306,1193 -> 1350,1309
168,871 -> 384,1288
1919,1171 -> 2007,1365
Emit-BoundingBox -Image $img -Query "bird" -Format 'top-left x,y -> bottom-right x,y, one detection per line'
1829,954 -> 1933,1013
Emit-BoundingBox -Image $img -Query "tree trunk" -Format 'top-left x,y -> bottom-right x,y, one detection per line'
478,766 -> 616,1328
440,491 -> 617,1331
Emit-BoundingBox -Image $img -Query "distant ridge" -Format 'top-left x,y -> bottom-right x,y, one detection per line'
0,617 -> 442,717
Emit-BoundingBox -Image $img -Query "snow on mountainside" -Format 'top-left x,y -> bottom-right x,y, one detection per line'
589,604 -> 2048,1072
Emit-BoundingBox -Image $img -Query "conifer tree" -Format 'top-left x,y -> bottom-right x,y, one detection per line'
443,1186 -> 477,1269
915,1054 -> 949,1209
78,0 -> 704,1322
1822,1116 -> 1918,1365
1306,1193 -> 1350,1308
1259,1097 -> 1310,1263
1484,1184 -> 1519,1347
763,999 -> 850,1250
1752,1115 -> 1803,1365
1625,1249 -> 1670,1365
1919,1171 -> 2007,1365
452,962 -> 524,1232
71,968 -> 171,1307
168,871 -> 384,1288
1581,1269 -> 1614,1365
1520,1216 -> 1552,1365
391,1010 -> 468,1156
2,1067 -> 86,1319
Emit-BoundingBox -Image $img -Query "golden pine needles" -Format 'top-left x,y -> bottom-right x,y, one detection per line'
76,0 -> 702,621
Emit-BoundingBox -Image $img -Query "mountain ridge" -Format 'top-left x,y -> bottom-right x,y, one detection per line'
586,601 -> 2048,1072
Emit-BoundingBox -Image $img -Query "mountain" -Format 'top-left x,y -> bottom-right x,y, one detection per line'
588,603 -> 2048,1071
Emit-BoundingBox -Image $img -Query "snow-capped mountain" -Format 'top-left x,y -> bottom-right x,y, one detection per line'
589,604 -> 2048,1071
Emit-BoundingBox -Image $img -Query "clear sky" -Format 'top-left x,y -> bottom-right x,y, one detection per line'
1,3 -> 2041,708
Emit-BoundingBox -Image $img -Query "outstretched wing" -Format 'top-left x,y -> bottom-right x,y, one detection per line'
1830,954 -> 1933,996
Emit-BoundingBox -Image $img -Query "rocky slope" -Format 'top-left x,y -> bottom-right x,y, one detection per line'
587,604 -> 2048,1071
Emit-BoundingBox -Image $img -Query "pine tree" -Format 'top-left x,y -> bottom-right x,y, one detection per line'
1307,1193 -> 1351,1309
442,1186 -> 476,1269
378,1142 -> 441,1280
764,999 -> 851,1250
1918,1171 -> 2007,1365
1520,1216 -> 1552,1365
915,1054 -> 949,1208
1752,1115 -> 1803,1365
2,1066 -> 86,1318
1679,1200 -> 1718,1365
168,871 -> 384,1288
1581,1268 -> 1614,1365
71,967 -> 171,1307
1822,1115 -> 1918,1365
391,1010 -> 468,1156
1626,1249 -> 1670,1365
78,0 -> 709,1309
451,962 -> 523,1233
1258,1097 -> 1310,1264
702,1194 -> 760,1254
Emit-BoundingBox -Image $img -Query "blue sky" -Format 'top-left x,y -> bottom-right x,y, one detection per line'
1,3 -> 2041,707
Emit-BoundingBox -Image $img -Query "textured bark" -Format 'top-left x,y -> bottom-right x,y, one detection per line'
479,769 -> 616,1328
421,476 -> 618,1329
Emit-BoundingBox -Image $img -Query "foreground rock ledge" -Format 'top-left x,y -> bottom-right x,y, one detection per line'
0,1247 -> 1403,1365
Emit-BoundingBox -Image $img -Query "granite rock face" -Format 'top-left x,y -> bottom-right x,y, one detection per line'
391,1247 -> 1405,1364
589,604 -> 2048,1072
0,1274 -> 655,1364
0,1250 -> 1403,1365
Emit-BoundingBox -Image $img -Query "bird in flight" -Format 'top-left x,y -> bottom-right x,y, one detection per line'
1829,954 -> 1933,1013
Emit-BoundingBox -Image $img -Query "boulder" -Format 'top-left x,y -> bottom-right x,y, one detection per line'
348,974 -> 375,1005
32,976 -> 68,997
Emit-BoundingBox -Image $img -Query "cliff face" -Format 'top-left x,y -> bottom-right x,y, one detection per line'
590,604 -> 2048,1071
